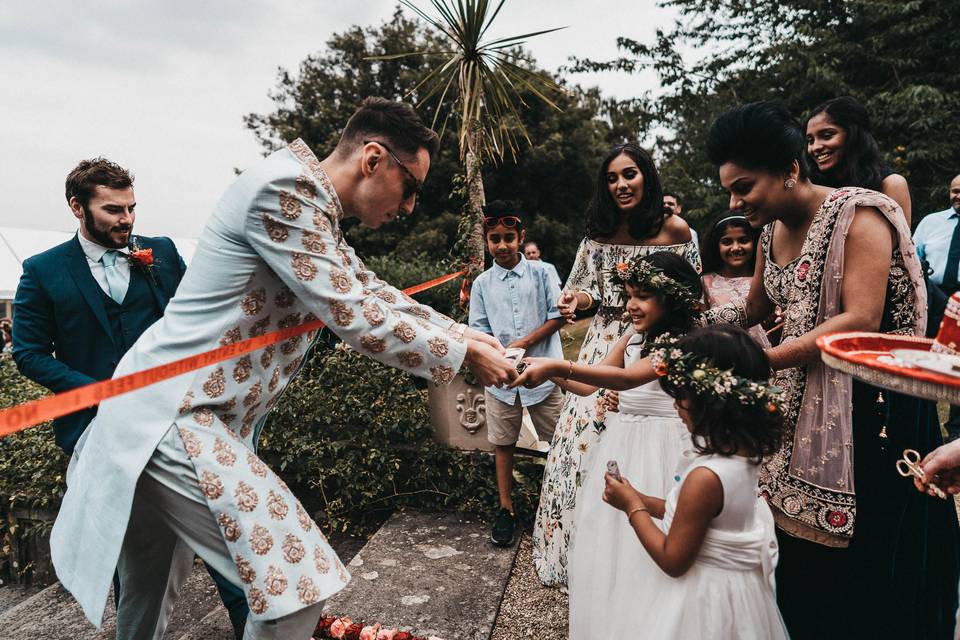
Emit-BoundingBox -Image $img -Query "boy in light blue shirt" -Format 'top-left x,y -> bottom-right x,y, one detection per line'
469,201 -> 565,547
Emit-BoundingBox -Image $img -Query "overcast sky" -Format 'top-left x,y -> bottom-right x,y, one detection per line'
0,1 -> 675,239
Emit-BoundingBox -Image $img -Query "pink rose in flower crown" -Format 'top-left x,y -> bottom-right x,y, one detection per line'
376,629 -> 397,640
393,632 -> 413,640
359,624 -> 382,640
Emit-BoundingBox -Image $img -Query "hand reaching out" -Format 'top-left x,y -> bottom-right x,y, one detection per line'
603,473 -> 645,513
509,357 -> 560,389
464,340 -> 516,387
558,290 -> 579,324
917,440 -> 960,496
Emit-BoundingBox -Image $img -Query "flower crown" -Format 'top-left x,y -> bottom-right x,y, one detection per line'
611,257 -> 701,312
649,338 -> 783,413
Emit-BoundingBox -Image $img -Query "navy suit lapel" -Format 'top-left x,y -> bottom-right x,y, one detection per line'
133,237 -> 171,311
66,237 -> 117,349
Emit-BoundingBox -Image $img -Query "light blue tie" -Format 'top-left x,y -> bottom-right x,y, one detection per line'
100,250 -> 128,304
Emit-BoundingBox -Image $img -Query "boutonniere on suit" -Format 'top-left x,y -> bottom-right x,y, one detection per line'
128,238 -> 158,284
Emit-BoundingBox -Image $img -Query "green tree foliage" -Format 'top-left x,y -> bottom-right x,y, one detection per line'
245,7 -> 631,281
570,0 -> 960,228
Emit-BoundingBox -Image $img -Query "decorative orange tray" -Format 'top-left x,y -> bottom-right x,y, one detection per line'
817,332 -> 960,404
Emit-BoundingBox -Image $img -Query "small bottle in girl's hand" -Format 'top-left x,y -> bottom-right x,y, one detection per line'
606,460 -> 622,481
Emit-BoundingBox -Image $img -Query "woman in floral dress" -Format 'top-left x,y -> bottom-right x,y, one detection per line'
704,101 -> 958,638
532,143 -> 700,587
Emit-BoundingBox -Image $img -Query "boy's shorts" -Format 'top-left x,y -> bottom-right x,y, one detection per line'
485,387 -> 563,446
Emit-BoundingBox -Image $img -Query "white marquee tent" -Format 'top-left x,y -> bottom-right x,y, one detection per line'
0,227 -> 197,318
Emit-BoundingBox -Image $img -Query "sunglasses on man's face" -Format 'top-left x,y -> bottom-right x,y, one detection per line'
483,216 -> 522,228
364,140 -> 423,202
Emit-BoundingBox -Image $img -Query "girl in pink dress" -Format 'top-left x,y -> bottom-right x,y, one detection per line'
700,215 -> 772,348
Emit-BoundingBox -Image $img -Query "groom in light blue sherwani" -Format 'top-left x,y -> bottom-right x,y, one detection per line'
51,98 -> 516,639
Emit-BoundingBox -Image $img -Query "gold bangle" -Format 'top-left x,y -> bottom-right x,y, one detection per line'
627,506 -> 648,521
564,360 -> 574,381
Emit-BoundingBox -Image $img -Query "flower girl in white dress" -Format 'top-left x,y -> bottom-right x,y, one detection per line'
603,324 -> 788,639
511,252 -> 705,638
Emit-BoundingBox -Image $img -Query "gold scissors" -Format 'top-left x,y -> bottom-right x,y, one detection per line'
896,449 -> 947,499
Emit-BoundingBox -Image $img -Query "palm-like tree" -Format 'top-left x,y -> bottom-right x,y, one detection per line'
379,0 -> 565,282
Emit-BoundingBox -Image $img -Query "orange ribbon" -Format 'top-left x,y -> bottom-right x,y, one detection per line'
0,270 -> 465,438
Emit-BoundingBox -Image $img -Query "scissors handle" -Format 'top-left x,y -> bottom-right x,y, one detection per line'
896,459 -> 919,479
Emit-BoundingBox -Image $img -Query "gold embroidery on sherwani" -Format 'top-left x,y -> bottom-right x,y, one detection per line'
409,306 -> 431,321
220,326 -> 242,346
221,423 -> 241,442
241,287 -> 267,316
178,427 -> 203,458
398,351 -> 424,368
267,490 -> 289,520
295,173 -> 317,199
233,356 -> 253,383
329,267 -> 352,294
361,301 -> 385,326
291,252 -> 318,281
178,391 -> 194,415
193,407 -> 215,427
240,405 -> 259,438
247,452 -> 269,478
374,289 -> 397,304
283,356 -> 303,377
279,191 -> 302,221
203,368 -> 227,398
297,575 -> 322,605
199,471 -> 224,499
312,208 -> 331,233
235,554 -> 256,584
313,545 -> 330,573
296,504 -> 313,532
304,312 -> 319,341
244,382 -> 263,407
335,247 -> 352,268
268,365 -> 281,392
336,557 -> 349,583
249,525 -> 274,556
329,299 -> 354,326
282,533 -> 305,563
262,213 -> 289,243
235,481 -> 259,512
360,335 -> 387,353
392,321 -> 417,343
247,587 -> 268,614
249,316 -> 271,338
219,413 -> 237,426
428,336 -> 450,358
212,398 -> 237,412
301,228 -> 326,254
260,344 -> 275,368
214,438 -> 237,466
264,565 -> 288,596
218,513 -> 242,542
357,270 -> 370,286
431,365 -> 455,385
274,285 -> 295,308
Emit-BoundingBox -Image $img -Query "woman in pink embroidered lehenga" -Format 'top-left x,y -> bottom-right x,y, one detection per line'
700,214 -> 771,349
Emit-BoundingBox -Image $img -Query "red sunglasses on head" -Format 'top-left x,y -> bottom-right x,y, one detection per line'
483,215 -> 522,228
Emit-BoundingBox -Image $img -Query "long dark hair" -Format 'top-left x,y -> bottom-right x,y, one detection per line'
585,143 -> 665,241
805,96 -> 884,191
659,325 -> 785,462
700,215 -> 761,275
627,252 -> 703,343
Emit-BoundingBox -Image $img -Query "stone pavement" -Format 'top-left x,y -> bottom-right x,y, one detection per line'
323,510 -> 519,640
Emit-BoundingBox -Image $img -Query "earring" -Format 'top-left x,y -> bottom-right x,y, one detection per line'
784,178 -> 797,189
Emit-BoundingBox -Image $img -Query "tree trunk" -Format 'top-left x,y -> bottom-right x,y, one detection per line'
463,146 -> 486,279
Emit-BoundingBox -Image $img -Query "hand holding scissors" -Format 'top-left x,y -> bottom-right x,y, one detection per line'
897,449 -> 947,499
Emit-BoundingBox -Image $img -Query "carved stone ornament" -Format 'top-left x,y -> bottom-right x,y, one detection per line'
455,388 -> 486,434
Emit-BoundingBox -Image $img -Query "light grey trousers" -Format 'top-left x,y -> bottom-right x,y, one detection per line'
115,435 -> 323,640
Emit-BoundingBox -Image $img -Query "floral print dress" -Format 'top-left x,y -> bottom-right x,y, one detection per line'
532,237 -> 700,587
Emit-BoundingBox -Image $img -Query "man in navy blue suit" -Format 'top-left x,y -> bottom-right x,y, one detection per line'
12,158 -> 249,638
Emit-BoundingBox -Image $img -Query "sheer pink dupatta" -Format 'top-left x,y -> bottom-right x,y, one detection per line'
787,191 -> 926,512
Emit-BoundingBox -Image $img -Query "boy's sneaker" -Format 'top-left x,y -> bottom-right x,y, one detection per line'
490,508 -> 516,547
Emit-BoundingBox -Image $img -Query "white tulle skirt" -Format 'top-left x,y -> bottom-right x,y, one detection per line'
567,411 -> 689,640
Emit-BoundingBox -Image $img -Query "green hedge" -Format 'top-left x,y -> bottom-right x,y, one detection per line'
0,346 -> 544,538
